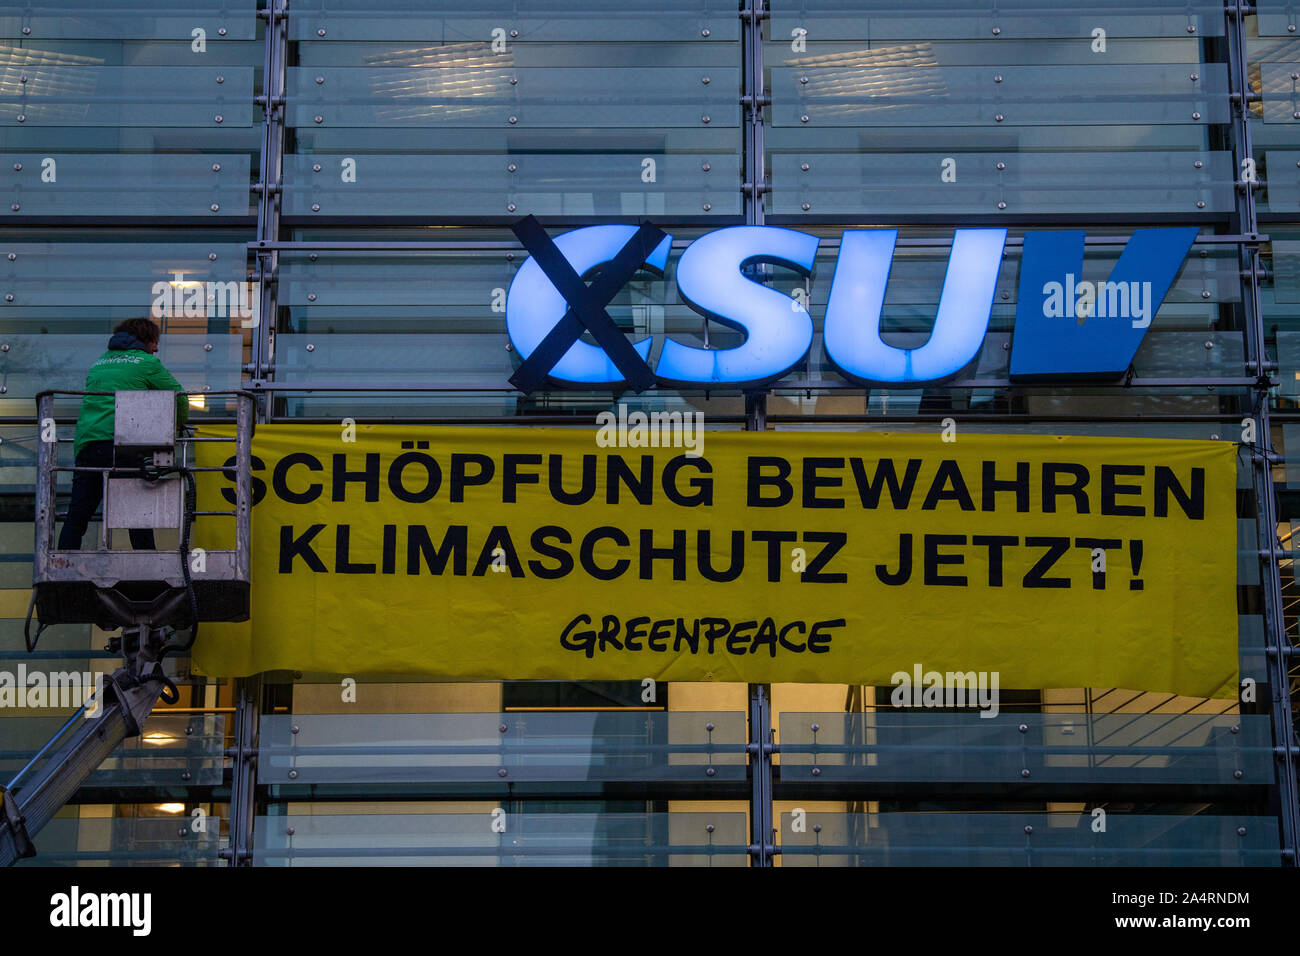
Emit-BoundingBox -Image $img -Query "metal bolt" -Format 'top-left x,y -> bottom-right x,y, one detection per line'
1021,769 -> 1031,777
801,162 -> 809,171
1194,160 -> 1203,168
179,828 -> 188,837
181,771 -> 192,781
1292,23 -> 1297,32
1202,290 -> 1211,298
1192,111 -> 1201,120
1205,340 -> 1214,349
306,342 -> 315,350
209,252 -> 217,261
1234,769 -> 1244,779
706,767 -> 716,776
5,295 -> 13,302
218,27 -> 227,36
705,722 -> 715,732
291,725 -> 299,734
1024,825 -> 1033,834
288,770 -> 298,779
22,26 -> 29,34
800,75 -> 808,84
800,114 -> 809,123
307,293 -> 317,302
15,115 -> 24,123
214,115 -> 223,123
702,115 -> 711,124
706,824 -> 715,833
510,29 -> 518,37
994,113 -> 1004,122
509,77 -> 517,85
313,163 -> 322,172
5,254 -> 12,261
1238,827 -> 1247,835
1294,73 -> 1300,81
1002,342 -> 1009,350
204,343 -> 213,352
992,26 -> 1001,35
498,768 -> 508,777
315,76 -> 324,85
314,115 -> 323,124
216,75 -> 224,84
11,164 -> 20,171
317,28 -> 326,36
801,202 -> 811,211
287,826 -> 295,836
1191,73 -> 1200,81
508,115 -> 517,124
1187,24 -> 1196,33
1231,725 -> 1240,734
997,201 -> 1007,209
811,723 -> 820,732
311,203 -> 320,212
499,724 -> 508,733
1196,200 -> 1206,208
506,253 -> 514,261
701,76 -> 710,85
210,203 -> 220,211
996,161 -> 1006,170
813,824 -> 822,833
507,163 -> 517,172
507,203 -> 517,212
309,253 -> 317,260
1018,724 -> 1028,732
702,162 -> 711,172
701,28 -> 710,37
702,203 -> 712,211
811,767 -> 821,776
212,163 -> 222,172
994,74 -> 1003,83
1001,291 -> 1010,300
18,75 -> 25,83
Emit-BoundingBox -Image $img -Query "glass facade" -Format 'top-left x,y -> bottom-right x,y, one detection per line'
0,0 -> 1297,867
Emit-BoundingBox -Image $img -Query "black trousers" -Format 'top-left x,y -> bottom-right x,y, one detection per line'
57,440 -> 156,550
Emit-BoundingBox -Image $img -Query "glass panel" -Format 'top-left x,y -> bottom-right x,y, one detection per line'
770,65 -> 1229,128
287,67 -> 739,129
1259,0 -> 1300,37
283,153 -> 740,218
258,711 -> 747,785
13,813 -> 223,866
0,1 -> 257,40
254,810 -> 748,866
1,713 -> 225,787
769,1 -> 1225,40
289,0 -> 740,43
778,713 -> 1270,784
771,152 -> 1233,216
779,812 -> 1281,866
0,65 -> 255,127
2,154 -> 250,217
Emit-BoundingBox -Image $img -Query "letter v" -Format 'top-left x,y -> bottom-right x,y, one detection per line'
1009,228 -> 1197,380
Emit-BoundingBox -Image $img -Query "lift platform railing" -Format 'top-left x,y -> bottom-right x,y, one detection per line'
31,389 -> 255,630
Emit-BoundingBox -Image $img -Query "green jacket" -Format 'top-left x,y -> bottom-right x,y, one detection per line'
74,332 -> 189,456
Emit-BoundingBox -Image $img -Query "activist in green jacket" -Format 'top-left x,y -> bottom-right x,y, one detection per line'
59,318 -> 189,551
73,321 -> 189,457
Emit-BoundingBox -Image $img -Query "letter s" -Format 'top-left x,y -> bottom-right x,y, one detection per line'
658,226 -> 819,385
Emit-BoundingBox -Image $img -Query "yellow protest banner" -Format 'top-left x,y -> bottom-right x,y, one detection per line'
190,425 -> 1238,698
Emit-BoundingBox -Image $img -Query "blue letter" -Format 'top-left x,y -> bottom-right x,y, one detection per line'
822,229 -> 1007,385
505,225 -> 672,385
1009,228 -> 1197,380
657,226 -> 820,385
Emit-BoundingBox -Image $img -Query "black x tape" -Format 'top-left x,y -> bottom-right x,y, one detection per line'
509,215 -> 665,394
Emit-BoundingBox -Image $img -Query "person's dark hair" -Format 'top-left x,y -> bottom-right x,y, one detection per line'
114,317 -> 160,346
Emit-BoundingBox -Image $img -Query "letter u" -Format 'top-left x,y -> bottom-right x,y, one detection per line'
822,228 -> 1007,384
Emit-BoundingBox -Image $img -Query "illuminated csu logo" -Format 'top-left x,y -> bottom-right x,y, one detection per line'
505,215 -> 1197,394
